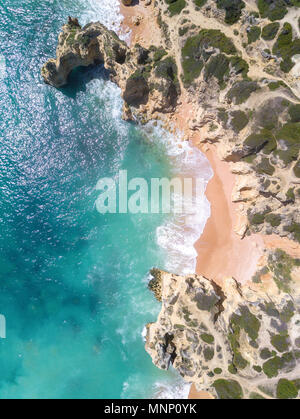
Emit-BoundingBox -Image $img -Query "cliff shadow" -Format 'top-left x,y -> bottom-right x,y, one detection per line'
127,0 -> 139,5
59,63 -> 110,99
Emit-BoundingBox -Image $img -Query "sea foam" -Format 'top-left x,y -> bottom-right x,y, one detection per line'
142,122 -> 213,275
83,0 -> 212,399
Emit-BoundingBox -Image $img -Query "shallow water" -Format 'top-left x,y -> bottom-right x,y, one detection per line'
0,0 -> 211,399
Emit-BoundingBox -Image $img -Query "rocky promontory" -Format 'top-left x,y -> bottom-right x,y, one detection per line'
146,265 -> 300,399
42,17 -> 180,118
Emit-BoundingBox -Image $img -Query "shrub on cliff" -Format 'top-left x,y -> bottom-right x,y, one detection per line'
213,379 -> 244,399
258,0 -> 289,22
215,0 -> 245,25
165,0 -> 186,16
288,104 -> 300,123
274,123 -> 300,166
182,30 -> 237,84
277,379 -> 299,399
294,160 -> 300,177
204,54 -> 230,87
262,22 -> 280,41
227,80 -> 259,104
272,23 -> 300,73
194,0 -> 208,6
247,26 -> 261,44
230,110 -> 249,132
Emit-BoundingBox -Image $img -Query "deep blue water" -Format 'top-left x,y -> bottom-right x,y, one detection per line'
0,0 -> 184,399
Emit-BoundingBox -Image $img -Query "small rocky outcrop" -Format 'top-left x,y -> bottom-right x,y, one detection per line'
41,19 -> 180,118
146,266 -> 300,399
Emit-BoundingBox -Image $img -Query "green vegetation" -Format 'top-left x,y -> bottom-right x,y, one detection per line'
230,56 -> 249,78
271,334 -> 290,353
253,365 -> 262,373
66,28 -> 80,46
230,110 -> 249,132
204,347 -> 215,361
213,379 -> 243,399
228,307 -> 260,371
276,379 -> 299,399
284,222 -> 300,243
280,301 -> 295,323
231,306 -> 261,341
155,56 -> 178,82
265,213 -> 281,227
182,30 -> 237,84
260,348 -> 273,360
247,26 -> 261,44
275,123 -> 300,166
194,0 -> 207,6
153,48 -> 168,62
249,212 -> 267,225
268,80 -> 288,91
214,368 -> 222,374
174,324 -> 185,330
165,0 -> 187,16
256,158 -> 275,176
227,81 -> 259,104
244,129 -> 276,155
218,108 -> 229,126
268,249 -> 298,292
294,160 -> 300,177
179,26 -> 189,37
228,363 -> 238,374
263,355 -> 284,378
200,333 -> 215,344
288,104 -> 300,123
262,22 -> 280,41
286,187 -> 295,202
215,0 -> 246,25
272,23 -> 300,73
258,0 -> 288,21
250,392 -> 266,399
205,54 -> 230,87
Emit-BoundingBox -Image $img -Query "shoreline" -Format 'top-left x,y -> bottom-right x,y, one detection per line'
118,0 -> 300,400
118,0 -> 259,400
118,2 -> 264,288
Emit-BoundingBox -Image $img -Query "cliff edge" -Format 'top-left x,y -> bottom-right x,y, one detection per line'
146,266 -> 300,399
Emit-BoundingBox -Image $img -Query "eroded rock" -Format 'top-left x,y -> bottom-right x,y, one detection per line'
146,269 -> 300,399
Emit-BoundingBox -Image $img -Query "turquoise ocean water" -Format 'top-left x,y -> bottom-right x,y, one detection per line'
0,0 -> 212,399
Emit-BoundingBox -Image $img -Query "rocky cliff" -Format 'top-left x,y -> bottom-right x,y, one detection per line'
146,265 -> 300,399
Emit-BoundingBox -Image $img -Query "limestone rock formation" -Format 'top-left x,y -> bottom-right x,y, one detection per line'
146,267 -> 300,399
41,20 -> 130,88
41,19 -> 180,118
